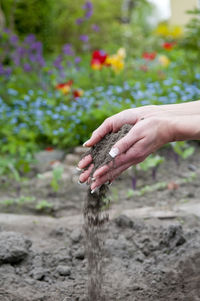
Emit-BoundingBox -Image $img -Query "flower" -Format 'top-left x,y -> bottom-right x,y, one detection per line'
76,18 -> 84,25
142,52 -> 156,61
79,35 -> 89,43
63,44 -> 74,56
45,147 -> 54,152
92,24 -> 100,32
75,57 -> 81,64
82,1 -> 93,19
158,55 -> 170,67
162,42 -> 176,51
73,89 -> 84,98
106,55 -> 124,73
56,80 -> 73,94
91,50 -> 108,70
155,24 -> 183,39
105,48 -> 126,73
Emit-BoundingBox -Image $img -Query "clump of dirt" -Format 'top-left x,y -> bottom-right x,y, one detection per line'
83,124 -> 132,301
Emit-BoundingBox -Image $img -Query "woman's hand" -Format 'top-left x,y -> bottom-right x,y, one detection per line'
78,106 -> 172,188
78,102 -> 200,192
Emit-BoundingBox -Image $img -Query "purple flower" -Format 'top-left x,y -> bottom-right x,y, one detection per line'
75,57 -> 81,64
29,53 -> 36,63
31,41 -> 43,54
4,67 -> 12,77
23,63 -> 32,72
3,28 -> 11,34
53,55 -> 63,70
82,1 -> 93,11
17,46 -> 26,58
79,35 -> 89,43
76,18 -> 84,25
36,54 -> 45,67
85,9 -> 93,19
92,24 -> 100,32
10,35 -> 18,45
63,44 -> 74,56
0,64 -> 4,75
24,34 -> 36,44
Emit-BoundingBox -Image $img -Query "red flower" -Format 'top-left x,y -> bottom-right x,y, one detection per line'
142,52 -> 156,61
56,80 -> 74,95
162,42 -> 176,51
92,50 -> 107,64
91,50 -> 108,69
56,80 -> 73,90
73,89 -> 84,98
45,147 -> 54,152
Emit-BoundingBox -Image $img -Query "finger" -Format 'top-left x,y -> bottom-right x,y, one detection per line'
93,139 -> 147,180
109,126 -> 143,158
93,162 -> 113,178
78,155 -> 92,169
83,110 -> 138,147
79,164 -> 94,183
91,161 -> 132,190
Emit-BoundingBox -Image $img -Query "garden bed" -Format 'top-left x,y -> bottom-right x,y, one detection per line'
0,147 -> 200,300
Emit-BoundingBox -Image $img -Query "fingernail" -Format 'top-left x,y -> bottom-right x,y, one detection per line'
91,186 -> 100,194
109,147 -> 119,158
91,177 -> 96,181
78,180 -> 83,185
83,140 -> 89,147
76,167 -> 82,171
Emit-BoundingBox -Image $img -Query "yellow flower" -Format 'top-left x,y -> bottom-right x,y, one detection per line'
158,55 -> 170,67
105,48 -> 126,73
170,26 -> 183,38
155,24 -> 170,37
155,24 -> 183,39
117,48 -> 126,59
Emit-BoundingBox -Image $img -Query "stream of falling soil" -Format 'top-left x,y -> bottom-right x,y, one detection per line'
84,186 -> 109,301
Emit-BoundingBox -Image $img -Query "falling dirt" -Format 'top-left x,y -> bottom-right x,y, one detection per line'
83,124 -> 132,301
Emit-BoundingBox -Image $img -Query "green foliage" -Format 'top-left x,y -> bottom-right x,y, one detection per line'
138,155 -> 164,172
36,200 -> 53,211
172,142 -> 195,160
1,0 -> 56,51
51,165 -> 64,192
1,195 -> 35,206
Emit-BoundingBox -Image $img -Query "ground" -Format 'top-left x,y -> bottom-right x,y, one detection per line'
0,146 -> 200,301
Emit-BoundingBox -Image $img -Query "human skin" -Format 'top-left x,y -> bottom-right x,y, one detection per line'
78,101 -> 200,192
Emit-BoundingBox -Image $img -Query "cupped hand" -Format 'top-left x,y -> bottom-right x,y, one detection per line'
78,106 -> 173,191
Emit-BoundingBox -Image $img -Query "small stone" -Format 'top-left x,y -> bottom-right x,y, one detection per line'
114,215 -> 133,228
56,265 -> 71,276
65,154 -> 80,166
74,248 -> 85,260
31,267 -> 48,280
0,232 -> 32,265
188,164 -> 196,171
70,229 -> 82,243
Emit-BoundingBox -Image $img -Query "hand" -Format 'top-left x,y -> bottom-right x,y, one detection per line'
78,102 -> 200,192
78,106 -> 172,189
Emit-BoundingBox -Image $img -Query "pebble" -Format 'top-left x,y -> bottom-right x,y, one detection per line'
74,248 -> 85,260
56,265 -> 71,276
70,229 -> 82,243
114,215 -> 133,228
0,232 -> 32,264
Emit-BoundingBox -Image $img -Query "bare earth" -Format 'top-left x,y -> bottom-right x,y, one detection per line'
0,146 -> 200,301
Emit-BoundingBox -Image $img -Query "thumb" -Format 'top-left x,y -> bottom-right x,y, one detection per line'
109,126 -> 141,158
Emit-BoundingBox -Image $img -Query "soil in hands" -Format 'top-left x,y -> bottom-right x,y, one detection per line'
83,124 -> 132,301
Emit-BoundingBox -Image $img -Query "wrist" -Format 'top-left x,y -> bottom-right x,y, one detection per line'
169,115 -> 200,141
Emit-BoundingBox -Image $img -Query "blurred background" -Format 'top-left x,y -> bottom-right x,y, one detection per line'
0,0 -> 200,176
